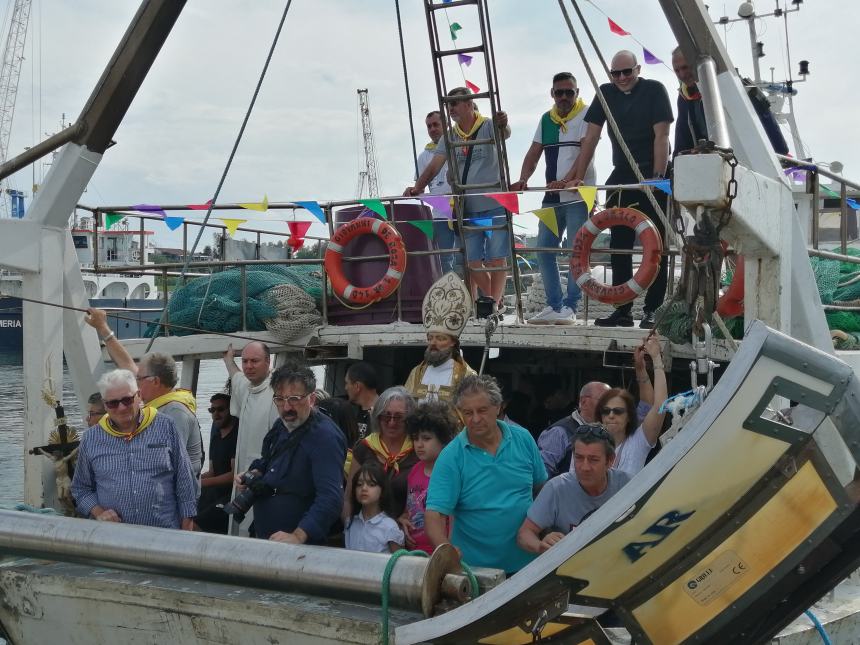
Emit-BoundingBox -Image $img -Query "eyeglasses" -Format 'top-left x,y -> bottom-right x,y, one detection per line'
575,424 -> 615,446
553,88 -> 577,98
378,413 -> 406,425
208,407 -> 227,414
104,394 -> 137,410
610,67 -> 636,78
135,374 -> 156,382
600,406 -> 627,416
272,393 -> 310,406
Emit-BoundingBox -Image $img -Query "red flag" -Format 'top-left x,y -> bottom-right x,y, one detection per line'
465,79 -> 480,94
487,192 -> 519,214
187,199 -> 213,210
608,18 -> 629,36
287,221 -> 312,251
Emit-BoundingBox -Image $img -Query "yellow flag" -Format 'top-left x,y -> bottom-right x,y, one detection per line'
220,218 -> 246,237
577,186 -> 597,212
238,194 -> 269,212
533,207 -> 559,237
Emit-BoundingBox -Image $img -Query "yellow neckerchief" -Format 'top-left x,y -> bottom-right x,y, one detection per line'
549,98 -> 586,133
147,389 -> 197,414
679,83 -> 701,101
362,433 -> 414,474
425,141 -> 437,151
100,405 -> 157,442
452,111 -> 487,140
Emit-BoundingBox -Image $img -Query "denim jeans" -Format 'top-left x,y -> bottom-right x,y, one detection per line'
536,200 -> 589,311
433,219 -> 461,274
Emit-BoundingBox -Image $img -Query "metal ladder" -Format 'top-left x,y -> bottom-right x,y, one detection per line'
422,0 -> 524,320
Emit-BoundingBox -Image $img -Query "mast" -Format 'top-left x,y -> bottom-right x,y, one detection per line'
356,88 -> 380,198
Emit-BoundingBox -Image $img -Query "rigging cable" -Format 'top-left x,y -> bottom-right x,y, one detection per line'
145,0 -> 294,352
393,0 -> 418,179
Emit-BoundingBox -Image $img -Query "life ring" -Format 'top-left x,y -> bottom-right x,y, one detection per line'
569,207 -> 663,305
324,217 -> 407,305
717,254 -> 744,317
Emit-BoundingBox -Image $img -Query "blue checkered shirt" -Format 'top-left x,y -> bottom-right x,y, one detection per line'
71,411 -> 198,528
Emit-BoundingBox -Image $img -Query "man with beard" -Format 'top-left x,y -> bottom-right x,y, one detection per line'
405,273 -> 475,403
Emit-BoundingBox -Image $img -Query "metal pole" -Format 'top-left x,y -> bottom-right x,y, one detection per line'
696,56 -> 731,149
840,183 -> 849,255
240,264 -> 248,331
745,15 -> 762,83
811,172 -> 820,250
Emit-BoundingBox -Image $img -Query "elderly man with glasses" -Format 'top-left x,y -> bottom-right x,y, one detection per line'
565,50 -> 674,329
71,369 -> 197,529
518,423 -> 629,554
233,360 -> 346,543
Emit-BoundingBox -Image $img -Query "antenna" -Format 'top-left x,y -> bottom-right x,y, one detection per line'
356,89 -> 380,198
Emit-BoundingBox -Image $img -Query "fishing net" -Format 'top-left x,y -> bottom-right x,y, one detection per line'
147,265 -> 323,341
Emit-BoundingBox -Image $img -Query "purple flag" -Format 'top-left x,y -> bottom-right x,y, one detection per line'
132,203 -> 167,218
457,53 -> 473,66
419,195 -> 453,219
642,48 -> 662,65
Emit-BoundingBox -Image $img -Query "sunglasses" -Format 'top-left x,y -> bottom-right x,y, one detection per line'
610,67 -> 636,78
208,407 -> 227,414
273,393 -> 311,406
553,88 -> 577,98
575,424 -> 615,446
601,406 -> 627,416
378,413 -> 406,424
104,394 -> 137,410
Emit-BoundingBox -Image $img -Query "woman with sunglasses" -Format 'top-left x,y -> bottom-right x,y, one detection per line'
596,336 -> 667,477
344,386 -> 418,522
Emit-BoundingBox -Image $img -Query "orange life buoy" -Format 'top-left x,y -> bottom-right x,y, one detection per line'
717,254 -> 744,317
570,207 -> 663,305
324,217 -> 407,305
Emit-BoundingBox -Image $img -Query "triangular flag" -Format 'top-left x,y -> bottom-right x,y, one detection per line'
820,185 -> 840,198
642,48 -> 662,65
487,192 -> 519,213
848,199 -> 860,211
164,216 -> 185,231
608,18 -> 629,36
449,22 -> 462,40
359,199 -> 388,220
287,220 -> 312,251
104,212 -> 125,230
294,200 -> 327,224
220,218 -> 246,237
471,216 -> 494,238
419,195 -> 453,219
643,178 -> 673,196
457,53 -> 473,66
577,186 -> 597,212
187,199 -> 213,210
465,80 -> 480,94
238,194 -> 269,212
533,207 -> 559,237
407,220 -> 435,240
132,204 -> 166,218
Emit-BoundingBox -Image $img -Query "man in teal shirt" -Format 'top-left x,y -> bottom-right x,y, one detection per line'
425,375 -> 548,574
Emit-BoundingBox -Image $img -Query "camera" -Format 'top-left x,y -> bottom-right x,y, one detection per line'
222,471 -> 272,523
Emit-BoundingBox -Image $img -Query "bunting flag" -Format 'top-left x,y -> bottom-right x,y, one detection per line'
643,179 -> 673,196
533,207 -> 559,237
164,216 -> 185,231
419,195 -> 453,219
457,53 -> 473,66
359,199 -> 388,220
187,199 -> 213,210
450,22 -> 462,40
132,204 -> 167,218
488,192 -> 519,213
608,18 -> 629,36
577,185 -> 597,212
820,185 -> 840,198
471,216 -> 494,238
293,200 -> 327,224
104,212 -> 125,230
407,220 -> 435,240
287,220 -> 312,251
238,194 -> 269,212
220,218 -> 246,237
848,199 -> 860,210
465,80 -> 480,94
642,48 -> 662,65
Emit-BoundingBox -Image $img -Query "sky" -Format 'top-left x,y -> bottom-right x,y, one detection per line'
2,0 -> 857,248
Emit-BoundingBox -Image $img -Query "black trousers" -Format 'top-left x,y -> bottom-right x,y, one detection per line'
605,187 -> 669,315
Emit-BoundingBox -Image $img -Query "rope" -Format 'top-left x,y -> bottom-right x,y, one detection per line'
0,502 -> 60,514
379,548 -> 480,645
803,609 -> 833,645
393,0 -> 419,179
146,0 -> 295,351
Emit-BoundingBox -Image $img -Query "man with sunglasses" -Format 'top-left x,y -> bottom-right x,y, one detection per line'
72,369 -> 197,530
511,72 -> 596,325
234,361 -> 345,543
196,393 -> 239,533
566,50 -> 673,329
518,424 -> 629,554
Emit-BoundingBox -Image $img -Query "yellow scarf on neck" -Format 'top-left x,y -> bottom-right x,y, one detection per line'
425,141 -> 437,151
549,98 -> 586,133
362,433 -> 414,474
453,111 -> 487,140
100,405 -> 157,442
679,83 -> 701,101
148,389 -> 197,414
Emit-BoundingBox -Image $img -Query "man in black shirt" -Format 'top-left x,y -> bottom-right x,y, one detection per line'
344,362 -> 379,440
196,393 -> 239,534
568,50 -> 673,328
672,47 -> 708,157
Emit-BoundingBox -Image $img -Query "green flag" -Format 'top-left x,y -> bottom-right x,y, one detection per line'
359,199 -> 388,220
450,22 -> 462,40
104,212 -> 125,230
408,220 -> 435,240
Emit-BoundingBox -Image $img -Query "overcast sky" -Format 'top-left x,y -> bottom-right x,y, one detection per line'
3,0 -> 856,246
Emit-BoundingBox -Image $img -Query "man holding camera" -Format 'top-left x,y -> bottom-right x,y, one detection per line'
232,361 -> 346,543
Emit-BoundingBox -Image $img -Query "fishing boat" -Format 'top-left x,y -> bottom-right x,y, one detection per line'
0,1 -> 859,643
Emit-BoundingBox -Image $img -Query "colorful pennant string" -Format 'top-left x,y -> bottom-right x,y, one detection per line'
457,53 -> 473,66
220,218 -> 246,237
164,216 -> 185,231
419,195 -> 453,219
449,22 -> 462,40
465,80 -> 480,94
848,199 -> 860,211
488,192 -> 519,213
576,186 -> 597,212
642,179 -> 672,196
104,212 -> 125,230
359,199 -> 388,220
642,48 -> 662,65
533,207 -> 559,237
287,220 -> 312,251
238,194 -> 269,212
132,204 -> 166,218
407,220 -> 435,240
607,18 -> 629,36
187,199 -> 213,210
293,200 -> 327,224
471,216 -> 494,238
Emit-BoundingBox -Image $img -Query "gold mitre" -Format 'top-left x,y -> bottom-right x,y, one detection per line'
422,272 -> 471,337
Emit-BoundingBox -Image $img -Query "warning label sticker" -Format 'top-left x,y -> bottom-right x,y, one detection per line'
683,550 -> 750,606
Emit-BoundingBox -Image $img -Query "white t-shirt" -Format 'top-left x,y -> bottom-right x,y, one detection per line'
532,111 -> 596,203
417,146 -> 450,196
419,358 -> 455,401
612,425 -> 657,477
